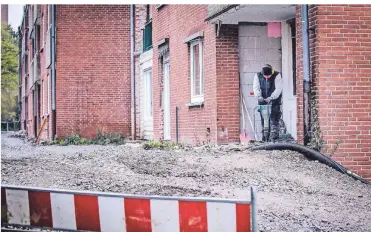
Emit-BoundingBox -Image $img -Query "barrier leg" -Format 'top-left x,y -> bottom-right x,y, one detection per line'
251,186 -> 258,232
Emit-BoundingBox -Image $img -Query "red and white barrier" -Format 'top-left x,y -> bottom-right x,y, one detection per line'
1,185 -> 257,232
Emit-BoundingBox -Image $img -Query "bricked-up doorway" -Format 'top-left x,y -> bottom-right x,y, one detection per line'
239,23 -> 282,140
238,22 -> 297,141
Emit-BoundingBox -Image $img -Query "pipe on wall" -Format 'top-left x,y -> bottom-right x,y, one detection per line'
130,5 -> 136,140
301,5 -> 311,145
176,106 -> 179,143
51,4 -> 56,139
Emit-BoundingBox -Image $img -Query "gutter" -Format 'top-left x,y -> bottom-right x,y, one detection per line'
130,5 -> 136,140
301,5 -> 311,145
51,4 -> 56,139
204,5 -> 239,22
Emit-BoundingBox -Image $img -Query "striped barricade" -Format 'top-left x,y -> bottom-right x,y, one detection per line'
1,185 -> 257,232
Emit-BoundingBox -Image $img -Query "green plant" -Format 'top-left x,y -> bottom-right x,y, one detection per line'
307,93 -> 325,151
65,133 -> 81,145
1,23 -> 19,121
43,129 -> 125,146
143,140 -> 181,150
93,130 -> 125,145
328,137 -> 343,157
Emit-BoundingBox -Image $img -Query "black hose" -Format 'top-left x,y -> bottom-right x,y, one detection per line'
251,143 -> 370,185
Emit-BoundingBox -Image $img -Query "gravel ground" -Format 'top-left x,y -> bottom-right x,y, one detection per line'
2,132 -> 371,232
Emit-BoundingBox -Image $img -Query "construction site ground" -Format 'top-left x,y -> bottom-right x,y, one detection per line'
1,132 -> 371,232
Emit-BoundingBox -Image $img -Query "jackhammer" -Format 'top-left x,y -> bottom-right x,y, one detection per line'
256,103 -> 272,142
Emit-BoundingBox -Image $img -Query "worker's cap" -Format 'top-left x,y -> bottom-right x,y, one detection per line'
262,64 -> 273,76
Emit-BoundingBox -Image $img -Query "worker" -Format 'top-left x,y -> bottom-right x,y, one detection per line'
253,64 -> 283,142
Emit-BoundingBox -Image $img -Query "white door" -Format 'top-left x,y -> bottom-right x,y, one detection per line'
163,62 -> 171,140
143,69 -> 153,140
281,22 -> 297,139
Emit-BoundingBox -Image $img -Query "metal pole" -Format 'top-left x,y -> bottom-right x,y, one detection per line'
176,106 -> 179,143
251,186 -> 258,232
51,4 -> 56,140
301,5 -> 311,145
7,122 -> 9,132
130,5 -> 136,141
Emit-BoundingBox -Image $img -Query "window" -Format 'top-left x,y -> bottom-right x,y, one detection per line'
143,21 -> 152,52
190,40 -> 204,103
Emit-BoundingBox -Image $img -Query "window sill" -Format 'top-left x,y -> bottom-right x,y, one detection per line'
187,102 -> 204,108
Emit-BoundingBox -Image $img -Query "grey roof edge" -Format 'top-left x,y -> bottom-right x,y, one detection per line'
205,4 -> 240,22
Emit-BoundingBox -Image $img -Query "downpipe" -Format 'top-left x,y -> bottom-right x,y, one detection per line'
51,4 -> 56,140
301,5 -> 311,145
130,5 -> 136,140
251,143 -> 370,185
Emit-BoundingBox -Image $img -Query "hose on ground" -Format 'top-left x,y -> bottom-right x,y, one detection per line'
251,143 -> 370,185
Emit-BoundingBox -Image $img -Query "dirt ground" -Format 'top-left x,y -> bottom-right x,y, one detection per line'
1,132 -> 371,232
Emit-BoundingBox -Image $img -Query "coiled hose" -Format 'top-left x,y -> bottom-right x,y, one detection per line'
251,143 -> 370,185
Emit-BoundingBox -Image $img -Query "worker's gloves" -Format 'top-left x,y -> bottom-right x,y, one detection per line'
258,97 -> 265,104
265,97 -> 273,103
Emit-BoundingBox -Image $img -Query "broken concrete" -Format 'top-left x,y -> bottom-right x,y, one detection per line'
1,132 -> 370,232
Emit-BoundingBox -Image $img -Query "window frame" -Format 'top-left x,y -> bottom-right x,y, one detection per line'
144,68 -> 153,120
190,39 -> 204,104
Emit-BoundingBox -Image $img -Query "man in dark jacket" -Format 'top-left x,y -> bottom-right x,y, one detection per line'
253,64 -> 283,142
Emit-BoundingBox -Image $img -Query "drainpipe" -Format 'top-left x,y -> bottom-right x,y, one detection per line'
301,5 -> 311,145
176,106 -> 179,143
130,5 -> 136,140
51,4 -> 56,139
18,26 -> 22,122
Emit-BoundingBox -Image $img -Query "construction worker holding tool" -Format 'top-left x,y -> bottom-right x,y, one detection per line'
253,64 -> 283,142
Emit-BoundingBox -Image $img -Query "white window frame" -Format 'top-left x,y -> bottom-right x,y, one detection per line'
42,79 -> 45,116
144,68 -> 153,120
190,39 -> 204,104
47,73 -> 51,114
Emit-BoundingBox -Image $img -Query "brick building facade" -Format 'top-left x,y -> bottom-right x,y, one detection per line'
295,5 -> 371,179
18,5 -> 132,140
1,4 -> 8,24
139,4 -> 370,179
18,4 -> 370,180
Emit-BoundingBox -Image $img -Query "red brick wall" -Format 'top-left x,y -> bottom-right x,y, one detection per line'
215,25 -> 240,143
296,5 -> 371,180
55,5 -> 131,139
151,5 -> 218,145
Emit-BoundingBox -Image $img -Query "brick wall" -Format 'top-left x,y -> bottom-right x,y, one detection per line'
1,4 -> 8,24
134,5 -> 148,139
215,25 -> 240,143
152,5 -> 218,145
55,5 -> 131,139
296,5 -> 371,180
